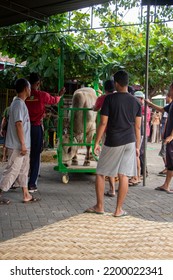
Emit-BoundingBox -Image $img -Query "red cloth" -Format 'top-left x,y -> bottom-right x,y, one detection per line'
94,95 -> 106,111
142,105 -> 151,137
25,89 -> 61,125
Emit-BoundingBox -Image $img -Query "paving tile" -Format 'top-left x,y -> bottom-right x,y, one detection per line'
0,143 -> 173,242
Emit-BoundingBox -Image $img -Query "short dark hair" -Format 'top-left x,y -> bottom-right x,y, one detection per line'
128,85 -> 135,95
114,70 -> 129,87
29,72 -> 40,85
104,80 -> 115,92
15,78 -> 30,93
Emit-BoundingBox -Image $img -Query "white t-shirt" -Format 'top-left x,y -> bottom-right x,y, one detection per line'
5,97 -> 31,149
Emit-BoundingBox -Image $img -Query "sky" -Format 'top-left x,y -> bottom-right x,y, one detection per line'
89,5 -> 173,29
122,6 -> 173,28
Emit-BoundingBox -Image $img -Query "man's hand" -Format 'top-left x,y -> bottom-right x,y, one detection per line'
165,135 -> 173,144
94,143 -> 101,156
97,89 -> 102,96
0,129 -> 5,137
20,144 -> 27,155
58,87 -> 66,97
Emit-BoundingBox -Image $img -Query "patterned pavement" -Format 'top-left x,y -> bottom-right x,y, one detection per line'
0,142 -> 173,245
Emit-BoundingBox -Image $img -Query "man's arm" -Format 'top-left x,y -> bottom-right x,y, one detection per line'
0,117 -> 7,137
43,87 -> 66,105
165,128 -> 173,144
94,115 -> 108,155
93,96 -> 102,111
135,116 -> 141,157
145,99 -> 164,113
15,121 -> 27,155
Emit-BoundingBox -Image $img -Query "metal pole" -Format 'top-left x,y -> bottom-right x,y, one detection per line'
143,4 -> 150,186
58,41 -> 64,91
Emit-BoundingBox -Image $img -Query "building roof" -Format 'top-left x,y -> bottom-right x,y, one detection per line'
0,0 -> 109,27
142,0 -> 173,5
152,94 -> 166,100
0,53 -> 26,67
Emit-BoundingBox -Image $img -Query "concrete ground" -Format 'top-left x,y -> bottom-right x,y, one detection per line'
0,142 -> 173,242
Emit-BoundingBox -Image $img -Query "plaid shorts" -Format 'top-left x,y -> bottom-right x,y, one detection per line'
96,142 -> 137,177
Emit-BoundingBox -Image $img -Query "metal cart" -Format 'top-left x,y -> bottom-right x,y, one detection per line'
54,95 -> 99,183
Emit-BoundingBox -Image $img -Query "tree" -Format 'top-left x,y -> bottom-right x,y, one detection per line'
0,0 -> 172,96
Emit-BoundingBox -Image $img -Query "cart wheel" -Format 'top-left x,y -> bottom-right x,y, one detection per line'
62,174 -> 69,184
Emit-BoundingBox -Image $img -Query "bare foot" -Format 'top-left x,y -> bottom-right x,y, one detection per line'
23,194 -> 33,202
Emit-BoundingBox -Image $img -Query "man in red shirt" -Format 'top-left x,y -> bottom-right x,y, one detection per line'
25,73 -> 65,192
93,80 -> 115,112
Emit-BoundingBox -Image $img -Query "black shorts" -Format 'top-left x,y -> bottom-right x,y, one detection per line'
166,141 -> 173,170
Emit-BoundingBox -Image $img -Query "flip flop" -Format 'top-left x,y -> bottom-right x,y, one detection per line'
0,198 -> 10,205
84,207 -> 104,214
113,211 -> 128,218
158,170 -> 167,175
104,191 -> 115,197
157,173 -> 166,177
10,185 -> 18,190
129,181 -> 139,186
155,187 -> 173,194
23,196 -> 41,203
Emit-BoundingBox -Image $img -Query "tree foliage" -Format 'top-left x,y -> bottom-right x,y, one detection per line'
0,0 -> 172,96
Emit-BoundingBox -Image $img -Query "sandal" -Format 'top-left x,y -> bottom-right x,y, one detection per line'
0,198 -> 10,205
129,179 -> 141,186
104,191 -> 116,197
23,196 -> 41,203
158,169 -> 167,175
113,211 -> 128,218
10,184 -> 18,190
84,207 -> 104,214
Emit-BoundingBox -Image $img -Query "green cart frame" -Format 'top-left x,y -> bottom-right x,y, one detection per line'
54,43 -> 100,183
54,96 -> 99,183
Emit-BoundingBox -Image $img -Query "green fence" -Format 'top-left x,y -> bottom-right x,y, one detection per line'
0,89 -> 16,116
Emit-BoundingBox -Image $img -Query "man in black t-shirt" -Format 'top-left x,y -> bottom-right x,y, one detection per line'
85,70 -> 141,217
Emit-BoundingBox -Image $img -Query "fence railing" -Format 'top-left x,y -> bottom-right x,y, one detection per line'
0,89 -> 16,116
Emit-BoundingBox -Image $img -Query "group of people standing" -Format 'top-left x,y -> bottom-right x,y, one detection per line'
0,73 -> 65,204
1,70 -> 173,218
85,70 -> 173,216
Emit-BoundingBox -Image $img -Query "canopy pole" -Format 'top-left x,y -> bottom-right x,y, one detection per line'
143,3 -> 150,186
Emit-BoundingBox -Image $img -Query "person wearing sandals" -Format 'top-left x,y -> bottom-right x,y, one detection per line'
146,82 -> 173,194
93,79 -> 117,197
25,73 -> 66,193
129,91 -> 145,186
158,92 -> 172,177
85,70 -> 141,217
0,78 -> 40,204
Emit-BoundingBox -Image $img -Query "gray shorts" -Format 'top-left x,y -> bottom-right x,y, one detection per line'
96,142 -> 137,177
159,140 -> 166,159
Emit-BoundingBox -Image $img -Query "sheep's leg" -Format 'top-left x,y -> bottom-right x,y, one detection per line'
72,154 -> 78,165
